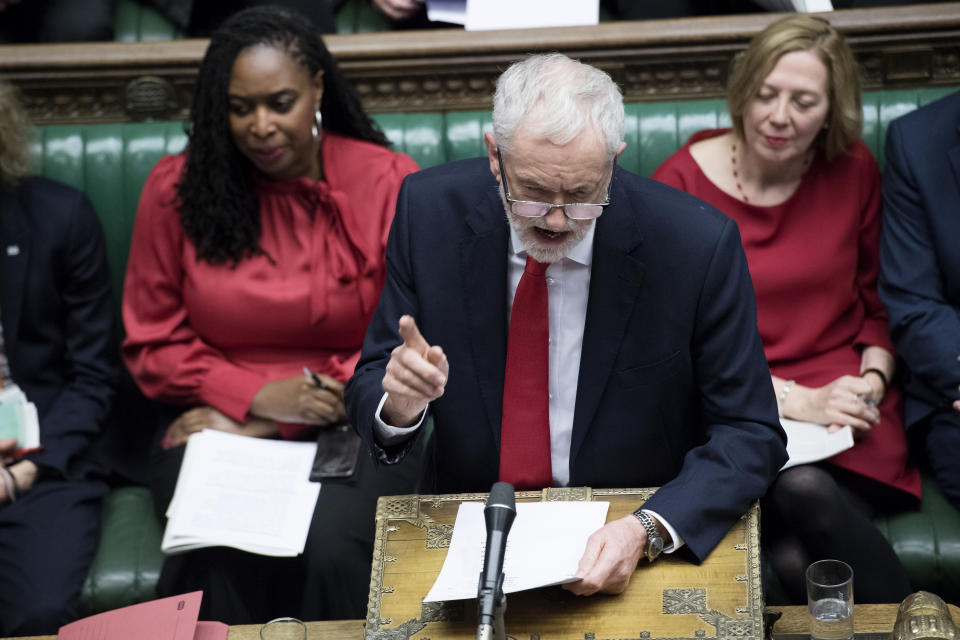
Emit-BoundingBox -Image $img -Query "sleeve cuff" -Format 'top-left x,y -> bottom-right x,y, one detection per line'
642,508 -> 685,554
855,319 -> 894,353
374,392 -> 427,445
199,363 -> 271,423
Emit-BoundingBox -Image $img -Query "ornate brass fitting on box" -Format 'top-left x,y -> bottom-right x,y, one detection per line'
894,592 -> 959,640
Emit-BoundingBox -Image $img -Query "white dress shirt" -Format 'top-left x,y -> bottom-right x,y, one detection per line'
373,221 -> 594,484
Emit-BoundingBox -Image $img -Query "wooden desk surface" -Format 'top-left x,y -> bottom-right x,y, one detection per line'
7,602 -> 958,639
0,619 -> 365,640
769,602 -> 960,635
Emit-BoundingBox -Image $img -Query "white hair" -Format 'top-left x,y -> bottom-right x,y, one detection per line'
492,53 -> 625,159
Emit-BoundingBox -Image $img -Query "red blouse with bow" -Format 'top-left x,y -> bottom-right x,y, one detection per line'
122,132 -> 419,433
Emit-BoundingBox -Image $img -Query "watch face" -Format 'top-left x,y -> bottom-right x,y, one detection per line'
646,536 -> 664,561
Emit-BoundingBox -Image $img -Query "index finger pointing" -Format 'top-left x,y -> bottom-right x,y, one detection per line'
398,315 -> 430,354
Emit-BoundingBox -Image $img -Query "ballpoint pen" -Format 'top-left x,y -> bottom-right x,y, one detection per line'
303,366 -> 333,392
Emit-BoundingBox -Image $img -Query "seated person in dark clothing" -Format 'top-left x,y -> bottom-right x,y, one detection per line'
879,89 -> 960,512
0,80 -> 117,636
346,52 -> 787,597
0,0 -> 114,42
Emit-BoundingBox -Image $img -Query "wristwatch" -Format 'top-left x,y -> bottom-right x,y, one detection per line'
633,509 -> 664,563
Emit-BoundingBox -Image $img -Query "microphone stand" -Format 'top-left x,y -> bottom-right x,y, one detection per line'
477,482 -> 516,640
477,579 -> 507,640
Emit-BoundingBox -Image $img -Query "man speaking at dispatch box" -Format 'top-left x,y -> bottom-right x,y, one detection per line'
345,53 -> 786,596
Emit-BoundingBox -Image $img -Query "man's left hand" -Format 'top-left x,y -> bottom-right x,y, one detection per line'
563,515 -> 646,595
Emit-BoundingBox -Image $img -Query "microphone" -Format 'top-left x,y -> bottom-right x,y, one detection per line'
477,481 -> 516,640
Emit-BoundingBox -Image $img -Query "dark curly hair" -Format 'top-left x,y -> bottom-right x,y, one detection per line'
178,5 -> 391,265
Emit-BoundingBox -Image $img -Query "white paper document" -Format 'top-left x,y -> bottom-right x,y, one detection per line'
464,0 -> 599,31
780,418 -> 854,470
0,384 -> 40,456
423,500 -> 609,603
162,429 -> 321,557
426,0 -> 466,25
793,0 -> 834,11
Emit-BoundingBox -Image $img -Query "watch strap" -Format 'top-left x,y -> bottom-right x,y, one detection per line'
633,509 -> 664,562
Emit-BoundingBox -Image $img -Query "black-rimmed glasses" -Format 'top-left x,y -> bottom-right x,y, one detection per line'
496,147 -> 613,220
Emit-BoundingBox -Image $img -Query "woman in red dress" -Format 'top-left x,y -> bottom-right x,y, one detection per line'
122,6 -> 420,623
654,15 -> 919,604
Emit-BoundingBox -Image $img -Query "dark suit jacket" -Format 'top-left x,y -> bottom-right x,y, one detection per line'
879,90 -> 960,427
345,158 -> 786,560
0,177 -> 116,478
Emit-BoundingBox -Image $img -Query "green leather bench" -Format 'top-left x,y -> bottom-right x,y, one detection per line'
32,86 -> 958,615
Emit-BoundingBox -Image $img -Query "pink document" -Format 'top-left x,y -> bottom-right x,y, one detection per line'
57,591 -> 227,640
193,621 -> 229,640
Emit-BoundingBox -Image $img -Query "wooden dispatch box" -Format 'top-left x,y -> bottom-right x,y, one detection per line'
364,487 -> 763,640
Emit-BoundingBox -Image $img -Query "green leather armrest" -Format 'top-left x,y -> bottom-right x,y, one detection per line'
80,487 -> 164,616
876,475 -> 960,605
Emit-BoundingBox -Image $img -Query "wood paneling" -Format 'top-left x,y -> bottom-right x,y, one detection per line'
0,4 -> 958,124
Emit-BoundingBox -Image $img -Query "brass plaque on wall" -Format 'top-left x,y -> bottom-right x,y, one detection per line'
365,487 -> 763,640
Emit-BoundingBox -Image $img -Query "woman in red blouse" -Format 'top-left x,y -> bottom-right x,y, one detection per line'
122,6 -> 419,623
653,15 -> 918,604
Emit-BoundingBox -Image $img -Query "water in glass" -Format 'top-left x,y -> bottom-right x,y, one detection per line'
810,597 -> 854,640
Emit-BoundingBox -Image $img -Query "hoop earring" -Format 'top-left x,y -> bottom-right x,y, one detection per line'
312,107 -> 322,141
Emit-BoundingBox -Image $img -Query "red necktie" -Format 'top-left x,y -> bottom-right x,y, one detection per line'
499,256 -> 552,489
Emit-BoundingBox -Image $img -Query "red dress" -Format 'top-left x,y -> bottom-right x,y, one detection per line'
653,128 -> 920,499
122,132 -> 419,439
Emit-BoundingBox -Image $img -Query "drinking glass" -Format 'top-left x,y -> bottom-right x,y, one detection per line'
806,559 -> 854,640
260,617 -> 307,640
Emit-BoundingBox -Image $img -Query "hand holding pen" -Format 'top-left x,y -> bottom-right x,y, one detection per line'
249,371 -> 345,425
303,367 -> 333,392
303,367 -> 347,423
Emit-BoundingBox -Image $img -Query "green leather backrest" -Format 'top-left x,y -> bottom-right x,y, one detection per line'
114,0 -> 182,42
31,122 -> 188,301
33,87 -> 957,299
370,87 -> 959,175
336,0 -> 394,34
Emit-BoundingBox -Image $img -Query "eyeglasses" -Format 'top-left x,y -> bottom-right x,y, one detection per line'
496,148 -> 613,220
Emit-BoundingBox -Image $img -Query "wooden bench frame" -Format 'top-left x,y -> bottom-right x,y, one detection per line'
1,4 -> 958,125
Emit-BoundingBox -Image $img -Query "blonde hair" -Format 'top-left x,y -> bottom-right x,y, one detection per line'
727,15 -> 861,161
0,81 -> 31,186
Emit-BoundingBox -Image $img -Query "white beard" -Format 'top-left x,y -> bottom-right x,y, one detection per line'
499,192 -> 590,264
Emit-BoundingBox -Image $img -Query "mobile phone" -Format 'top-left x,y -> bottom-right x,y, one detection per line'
309,424 -> 362,481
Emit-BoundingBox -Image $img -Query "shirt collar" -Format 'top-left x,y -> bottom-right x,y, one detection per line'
508,219 -> 596,267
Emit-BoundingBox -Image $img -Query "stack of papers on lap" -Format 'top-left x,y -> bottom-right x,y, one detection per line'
162,429 -> 320,557
781,418 -> 854,470
57,591 -> 227,640
423,501 -> 609,602
0,385 -> 40,456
